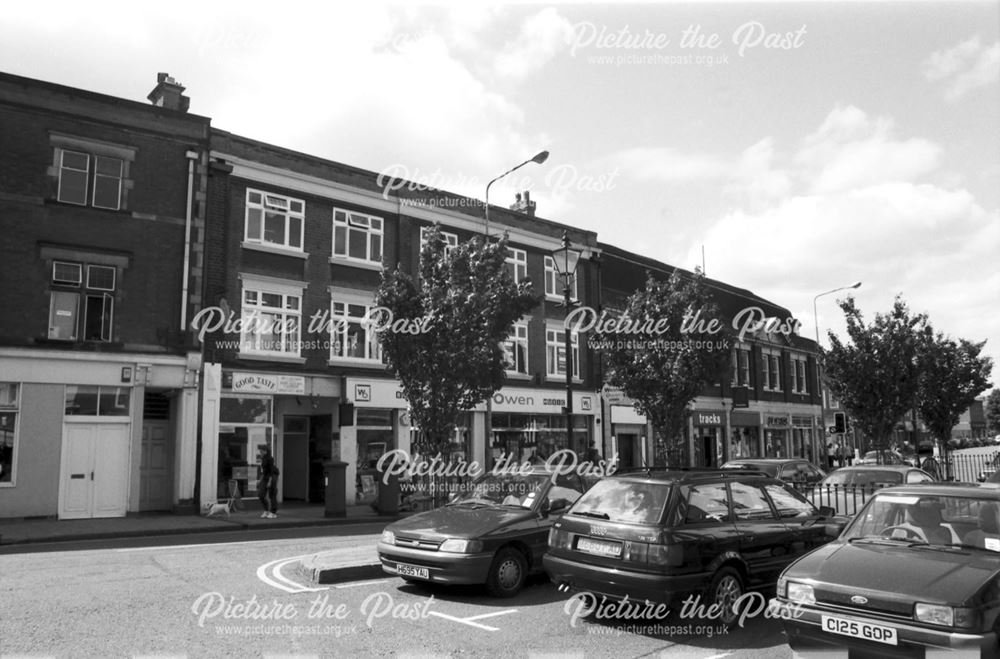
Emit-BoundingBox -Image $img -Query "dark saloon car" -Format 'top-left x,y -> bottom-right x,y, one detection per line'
543,469 -> 836,625
377,468 -> 591,597
811,464 -> 936,516
773,483 -> 1000,656
721,458 -> 826,486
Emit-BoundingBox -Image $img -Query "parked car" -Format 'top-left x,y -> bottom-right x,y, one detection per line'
543,468 -> 836,626
808,465 -> 937,516
721,458 -> 826,487
855,449 -> 918,467
377,467 -> 592,597
773,483 -> 1000,656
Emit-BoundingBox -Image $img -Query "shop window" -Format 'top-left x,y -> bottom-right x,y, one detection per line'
0,383 -> 18,485
244,189 -> 305,252
64,385 -> 130,416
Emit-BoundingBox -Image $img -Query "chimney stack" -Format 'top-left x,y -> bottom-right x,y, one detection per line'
509,190 -> 536,217
147,72 -> 190,112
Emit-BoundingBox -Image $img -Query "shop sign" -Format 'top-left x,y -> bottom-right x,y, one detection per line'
478,387 -> 597,415
601,385 -> 631,405
791,415 -> 814,427
693,411 -> 724,426
766,415 -> 790,427
346,378 -> 407,408
231,372 -> 305,395
730,411 -> 760,426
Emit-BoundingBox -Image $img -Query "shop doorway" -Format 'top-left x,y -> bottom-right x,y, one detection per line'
140,391 -> 172,511
282,416 -> 309,501
617,433 -> 637,468
308,414 -> 332,503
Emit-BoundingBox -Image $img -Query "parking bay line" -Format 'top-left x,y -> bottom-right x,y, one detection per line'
427,608 -> 518,632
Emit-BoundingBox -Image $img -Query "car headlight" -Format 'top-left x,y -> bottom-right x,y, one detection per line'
439,538 -> 484,553
381,530 -> 395,545
787,582 -> 816,605
914,603 -> 977,628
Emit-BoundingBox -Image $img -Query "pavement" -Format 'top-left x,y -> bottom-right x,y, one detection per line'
0,501 -> 402,585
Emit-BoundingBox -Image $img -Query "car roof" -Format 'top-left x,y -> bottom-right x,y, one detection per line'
609,467 -> 773,483
831,464 -> 918,473
868,482 -> 1000,497
723,458 -> 804,465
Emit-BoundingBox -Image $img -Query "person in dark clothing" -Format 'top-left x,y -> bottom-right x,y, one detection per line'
257,444 -> 279,518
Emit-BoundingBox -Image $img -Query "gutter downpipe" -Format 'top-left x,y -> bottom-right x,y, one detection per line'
181,150 -> 197,330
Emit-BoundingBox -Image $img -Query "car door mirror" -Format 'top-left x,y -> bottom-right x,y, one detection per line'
549,498 -> 571,514
817,506 -> 836,518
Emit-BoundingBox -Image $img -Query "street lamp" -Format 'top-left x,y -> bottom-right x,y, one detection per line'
813,281 -> 861,465
551,231 -> 582,455
484,150 -> 549,238
483,150 -> 550,468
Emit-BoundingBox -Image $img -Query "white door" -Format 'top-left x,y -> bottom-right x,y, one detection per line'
60,423 -> 130,519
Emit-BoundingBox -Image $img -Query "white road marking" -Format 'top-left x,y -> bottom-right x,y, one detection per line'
334,579 -> 390,588
427,608 -> 517,631
256,554 -> 328,594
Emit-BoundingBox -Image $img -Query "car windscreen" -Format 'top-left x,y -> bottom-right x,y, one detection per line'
722,462 -> 778,477
449,472 -> 550,508
567,478 -> 671,525
823,470 -> 903,486
844,493 -> 1000,550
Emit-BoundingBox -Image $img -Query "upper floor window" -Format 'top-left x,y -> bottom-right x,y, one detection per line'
334,209 -> 383,265
503,323 -> 529,375
731,345 -> 751,387
239,277 -> 303,357
762,350 -> 782,392
546,327 -> 580,380
57,150 -> 124,210
48,261 -> 116,342
419,226 -> 458,258
0,383 -> 18,485
544,256 -> 578,300
329,293 -> 384,364
791,355 -> 809,394
506,248 -> 527,283
50,134 -> 134,211
245,189 -> 304,251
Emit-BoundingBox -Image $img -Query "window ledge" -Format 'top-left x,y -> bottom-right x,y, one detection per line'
238,352 -> 307,364
328,256 -> 384,272
545,377 -> 584,385
328,359 -> 388,369
241,242 -> 308,259
504,372 -> 532,380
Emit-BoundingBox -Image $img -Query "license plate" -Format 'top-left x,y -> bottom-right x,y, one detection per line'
395,563 -> 429,579
821,615 -> 897,645
577,537 -> 622,557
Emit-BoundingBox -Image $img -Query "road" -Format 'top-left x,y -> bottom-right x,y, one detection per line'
0,528 -> 794,658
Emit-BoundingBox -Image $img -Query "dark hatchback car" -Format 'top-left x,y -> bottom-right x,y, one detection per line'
773,483 -> 1000,657
377,468 -> 592,597
543,469 -> 836,625
721,458 -> 826,485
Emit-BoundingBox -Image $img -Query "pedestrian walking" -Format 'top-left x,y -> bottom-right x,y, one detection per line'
257,444 -> 279,518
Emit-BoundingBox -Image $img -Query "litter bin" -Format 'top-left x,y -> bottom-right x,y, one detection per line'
323,461 -> 348,518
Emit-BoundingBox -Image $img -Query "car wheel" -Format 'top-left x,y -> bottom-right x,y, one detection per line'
706,566 -> 744,627
485,546 -> 527,598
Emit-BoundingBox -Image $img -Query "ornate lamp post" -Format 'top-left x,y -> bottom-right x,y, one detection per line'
550,231 -> 582,454
814,281 -> 862,465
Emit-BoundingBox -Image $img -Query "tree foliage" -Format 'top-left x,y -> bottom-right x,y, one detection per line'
916,332 -> 993,443
375,225 -> 538,454
598,271 -> 731,463
824,297 -> 928,450
986,389 -> 1000,436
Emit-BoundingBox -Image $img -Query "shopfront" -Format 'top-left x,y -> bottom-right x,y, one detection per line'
764,414 -> 791,458
729,411 -> 762,459
692,410 -> 726,468
791,415 -> 817,463
343,378 -> 410,505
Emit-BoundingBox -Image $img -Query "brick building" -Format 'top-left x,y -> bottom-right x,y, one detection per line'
0,72 -> 209,518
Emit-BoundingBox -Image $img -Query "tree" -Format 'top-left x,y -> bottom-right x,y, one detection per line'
824,297 -> 928,451
984,389 -> 1000,437
598,270 -> 731,466
916,331 -> 993,445
375,225 -> 538,457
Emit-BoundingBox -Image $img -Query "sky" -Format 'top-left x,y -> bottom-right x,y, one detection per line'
2,0 -> 998,389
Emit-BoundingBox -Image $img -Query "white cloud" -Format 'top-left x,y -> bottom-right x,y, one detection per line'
494,8 -> 575,80
923,36 -> 1000,101
605,147 -> 729,182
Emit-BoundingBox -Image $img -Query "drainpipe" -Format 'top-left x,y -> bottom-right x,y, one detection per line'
181,150 -> 198,330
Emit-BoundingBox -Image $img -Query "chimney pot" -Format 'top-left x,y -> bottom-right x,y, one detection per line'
148,72 -> 190,113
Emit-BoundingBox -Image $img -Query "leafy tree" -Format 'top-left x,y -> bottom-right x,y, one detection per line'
985,389 -> 1000,436
824,297 -> 928,451
375,225 -> 538,457
916,331 -> 993,445
598,271 -> 731,466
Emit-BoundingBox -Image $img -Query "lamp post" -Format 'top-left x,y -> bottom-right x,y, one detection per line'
813,281 -> 862,465
482,150 -> 549,468
551,231 -> 582,455
484,150 -> 549,238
